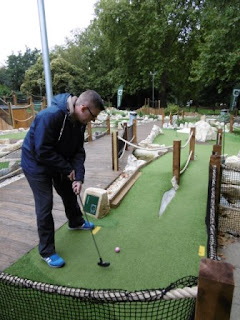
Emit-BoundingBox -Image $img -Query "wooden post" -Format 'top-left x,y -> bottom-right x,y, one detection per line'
161,108 -> 165,127
87,122 -> 92,142
12,92 -> 17,105
132,119 -> 137,144
195,258 -> 234,320
29,103 -> 35,120
123,122 -> 128,151
217,128 -> 223,145
190,127 -> 195,160
29,95 -> 33,105
212,144 -> 221,156
112,131 -> 119,171
41,96 -> 47,110
8,102 -> 15,128
107,116 -> 110,135
173,140 -> 181,185
230,115 -> 234,133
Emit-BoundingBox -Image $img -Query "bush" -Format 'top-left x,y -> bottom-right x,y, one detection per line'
165,103 -> 180,115
0,84 -> 11,97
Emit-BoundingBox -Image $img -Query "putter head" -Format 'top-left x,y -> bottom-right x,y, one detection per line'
98,258 -> 110,267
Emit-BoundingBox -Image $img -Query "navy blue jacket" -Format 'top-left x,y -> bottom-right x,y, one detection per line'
21,93 -> 86,182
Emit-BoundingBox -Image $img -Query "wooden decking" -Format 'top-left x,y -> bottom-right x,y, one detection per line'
0,121 -> 161,271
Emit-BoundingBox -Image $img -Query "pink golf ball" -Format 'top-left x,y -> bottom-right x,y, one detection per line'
115,246 -> 120,253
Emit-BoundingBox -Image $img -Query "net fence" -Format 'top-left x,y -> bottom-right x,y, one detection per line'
205,165 -> 218,260
219,164 -> 240,235
206,160 -> 240,259
0,273 -> 197,320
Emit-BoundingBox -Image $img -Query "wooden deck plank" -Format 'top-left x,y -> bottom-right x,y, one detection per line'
0,121 -> 161,271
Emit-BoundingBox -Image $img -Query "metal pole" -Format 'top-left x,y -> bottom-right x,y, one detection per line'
37,0 -> 53,106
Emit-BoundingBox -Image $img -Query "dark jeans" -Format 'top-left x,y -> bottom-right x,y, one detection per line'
23,170 -> 84,257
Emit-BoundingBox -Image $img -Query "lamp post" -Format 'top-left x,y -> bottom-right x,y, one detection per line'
150,71 -> 157,108
37,0 -> 53,106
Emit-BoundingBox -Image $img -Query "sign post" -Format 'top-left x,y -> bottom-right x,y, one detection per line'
117,85 -> 123,109
230,86 -> 240,111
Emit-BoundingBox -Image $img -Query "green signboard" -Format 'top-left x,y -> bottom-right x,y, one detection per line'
230,84 -> 240,110
84,194 -> 99,215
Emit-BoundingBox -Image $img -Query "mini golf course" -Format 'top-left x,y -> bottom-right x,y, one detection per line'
5,129 -> 240,291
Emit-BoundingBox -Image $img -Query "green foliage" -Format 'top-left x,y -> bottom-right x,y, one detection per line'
190,1 -> 240,104
6,47 -> 40,91
148,114 -> 158,119
0,84 -> 11,96
21,55 -> 84,95
165,103 -> 180,115
138,110 -> 144,118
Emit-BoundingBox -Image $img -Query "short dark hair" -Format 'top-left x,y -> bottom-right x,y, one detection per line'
77,90 -> 104,111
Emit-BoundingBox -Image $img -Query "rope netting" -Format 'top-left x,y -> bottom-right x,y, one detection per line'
0,273 -> 197,320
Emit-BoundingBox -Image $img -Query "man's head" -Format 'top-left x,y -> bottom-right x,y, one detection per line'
74,90 -> 104,124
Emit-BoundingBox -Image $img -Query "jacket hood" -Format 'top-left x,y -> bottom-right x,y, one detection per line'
51,93 -> 71,113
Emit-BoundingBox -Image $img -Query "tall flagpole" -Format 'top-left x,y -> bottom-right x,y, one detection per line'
37,0 -> 53,106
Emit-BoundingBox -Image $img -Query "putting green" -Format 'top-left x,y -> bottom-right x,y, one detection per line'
5,130 -> 239,291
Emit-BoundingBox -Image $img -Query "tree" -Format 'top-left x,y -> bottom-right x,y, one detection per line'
190,0 -> 240,106
94,0 -> 204,107
6,47 -> 40,91
56,20 -> 116,102
21,55 -> 84,96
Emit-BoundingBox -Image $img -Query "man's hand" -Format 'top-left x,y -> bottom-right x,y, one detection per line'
68,170 -> 75,181
72,180 -> 82,195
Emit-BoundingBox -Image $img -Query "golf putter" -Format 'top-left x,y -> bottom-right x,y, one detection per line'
78,194 -> 110,267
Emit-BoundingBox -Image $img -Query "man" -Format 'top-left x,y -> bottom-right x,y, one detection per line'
21,90 -> 104,268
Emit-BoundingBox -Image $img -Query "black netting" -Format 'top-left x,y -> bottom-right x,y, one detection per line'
219,164 -> 240,234
205,165 -> 218,260
0,273 -> 197,320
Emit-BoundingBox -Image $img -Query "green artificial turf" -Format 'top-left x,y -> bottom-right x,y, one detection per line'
0,132 -> 27,140
5,130 -> 239,291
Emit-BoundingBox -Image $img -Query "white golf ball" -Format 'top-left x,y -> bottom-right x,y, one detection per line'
115,246 -> 120,253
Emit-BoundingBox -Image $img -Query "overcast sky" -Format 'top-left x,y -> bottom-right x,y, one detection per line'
0,0 -> 96,66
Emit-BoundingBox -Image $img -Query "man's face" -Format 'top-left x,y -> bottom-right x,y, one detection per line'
75,105 -> 100,124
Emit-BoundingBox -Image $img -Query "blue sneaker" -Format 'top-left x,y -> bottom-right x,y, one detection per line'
68,221 -> 95,231
42,253 -> 65,268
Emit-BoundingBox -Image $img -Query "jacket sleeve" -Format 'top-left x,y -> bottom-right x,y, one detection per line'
71,126 -> 86,182
32,110 -> 73,175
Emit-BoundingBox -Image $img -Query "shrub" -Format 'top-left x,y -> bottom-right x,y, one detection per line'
165,103 -> 180,115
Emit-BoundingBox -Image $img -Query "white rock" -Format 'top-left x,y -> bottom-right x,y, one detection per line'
194,120 -> 217,142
